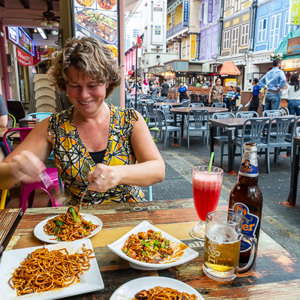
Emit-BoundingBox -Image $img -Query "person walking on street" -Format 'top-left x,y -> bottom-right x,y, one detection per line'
161,79 -> 169,97
259,58 -> 286,110
247,78 -> 261,112
287,73 -> 300,116
142,79 -> 149,95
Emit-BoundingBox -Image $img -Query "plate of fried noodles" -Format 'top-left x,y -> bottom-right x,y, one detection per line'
0,239 -> 104,299
34,206 -> 102,243
107,221 -> 198,270
110,277 -> 203,300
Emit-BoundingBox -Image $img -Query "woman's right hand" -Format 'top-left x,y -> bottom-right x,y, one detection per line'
9,150 -> 46,183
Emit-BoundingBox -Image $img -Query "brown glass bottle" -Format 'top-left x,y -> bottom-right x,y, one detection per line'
229,143 -> 263,264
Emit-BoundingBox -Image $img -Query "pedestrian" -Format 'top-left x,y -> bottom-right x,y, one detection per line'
142,78 -> 149,95
247,78 -> 261,112
224,86 -> 235,109
161,79 -> 169,97
287,73 -> 300,116
0,37 -> 165,204
232,86 -> 241,108
259,58 -> 286,110
151,81 -> 159,98
178,82 -> 188,102
209,78 -> 223,104
195,80 -> 201,87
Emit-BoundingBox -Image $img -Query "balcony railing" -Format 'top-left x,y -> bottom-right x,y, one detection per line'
167,22 -> 187,39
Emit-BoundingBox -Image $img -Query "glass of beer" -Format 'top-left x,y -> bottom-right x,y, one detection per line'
190,166 -> 223,240
203,211 -> 257,282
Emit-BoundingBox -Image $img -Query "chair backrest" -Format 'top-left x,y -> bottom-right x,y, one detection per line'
154,109 -> 166,131
165,99 -> 175,103
212,112 -> 235,119
160,104 -> 173,120
8,114 -> 16,128
236,111 -> 259,118
262,110 -> 282,117
189,103 -> 205,107
212,103 -> 226,108
181,100 -> 190,107
241,118 -> 270,145
26,112 -> 52,122
7,100 -> 26,122
3,127 -> 33,154
146,102 -> 156,118
267,117 -> 296,144
188,110 -> 209,128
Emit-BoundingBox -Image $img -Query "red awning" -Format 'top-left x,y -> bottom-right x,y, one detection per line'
218,61 -> 241,76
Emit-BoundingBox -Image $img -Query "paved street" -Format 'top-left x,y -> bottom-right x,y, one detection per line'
148,136 -> 300,261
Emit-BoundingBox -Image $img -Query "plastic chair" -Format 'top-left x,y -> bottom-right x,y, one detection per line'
189,103 -> 205,107
187,109 -> 209,150
212,103 -> 227,108
262,110 -> 283,117
2,127 -> 61,212
236,111 -> 259,118
154,109 -> 181,150
233,118 -> 270,173
181,100 -> 190,107
25,112 -> 52,122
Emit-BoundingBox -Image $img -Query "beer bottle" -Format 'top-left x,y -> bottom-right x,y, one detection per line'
229,142 -> 263,264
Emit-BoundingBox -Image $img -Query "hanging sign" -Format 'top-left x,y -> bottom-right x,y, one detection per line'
289,0 -> 300,25
16,48 -> 33,66
183,1 -> 189,27
152,0 -> 164,44
287,36 -> 300,56
190,34 -> 197,59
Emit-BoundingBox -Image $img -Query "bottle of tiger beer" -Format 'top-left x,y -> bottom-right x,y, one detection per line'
229,142 -> 263,264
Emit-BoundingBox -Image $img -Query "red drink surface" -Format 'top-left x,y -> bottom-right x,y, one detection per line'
193,172 -> 222,221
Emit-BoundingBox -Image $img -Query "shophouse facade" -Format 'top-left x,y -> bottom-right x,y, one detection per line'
249,0 -> 298,83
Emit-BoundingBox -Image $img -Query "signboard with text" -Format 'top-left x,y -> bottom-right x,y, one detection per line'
152,0 -> 164,44
190,34 -> 197,59
183,1 -> 189,27
289,0 -> 300,25
287,36 -> 300,56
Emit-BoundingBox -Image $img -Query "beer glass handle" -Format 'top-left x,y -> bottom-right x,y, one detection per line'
237,235 -> 257,274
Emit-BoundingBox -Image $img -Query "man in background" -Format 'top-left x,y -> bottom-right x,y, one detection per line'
259,58 -> 286,110
161,79 -> 169,97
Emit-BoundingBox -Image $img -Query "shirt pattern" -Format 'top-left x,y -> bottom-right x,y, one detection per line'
48,103 -> 145,205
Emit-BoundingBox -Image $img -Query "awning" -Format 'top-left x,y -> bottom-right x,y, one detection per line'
218,61 -> 241,76
275,29 -> 300,60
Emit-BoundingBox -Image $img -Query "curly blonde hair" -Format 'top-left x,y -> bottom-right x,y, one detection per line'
49,37 -> 121,98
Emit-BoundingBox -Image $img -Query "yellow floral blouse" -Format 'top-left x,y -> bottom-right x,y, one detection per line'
48,103 -> 145,204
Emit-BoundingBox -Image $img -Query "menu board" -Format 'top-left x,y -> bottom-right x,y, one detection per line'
73,0 -> 118,58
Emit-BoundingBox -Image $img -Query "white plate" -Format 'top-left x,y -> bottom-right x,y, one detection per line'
34,213 -> 103,244
110,277 -> 204,300
0,239 -> 104,300
107,221 -> 199,270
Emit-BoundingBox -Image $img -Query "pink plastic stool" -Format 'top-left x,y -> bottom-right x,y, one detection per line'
3,127 -> 62,212
19,167 -> 61,212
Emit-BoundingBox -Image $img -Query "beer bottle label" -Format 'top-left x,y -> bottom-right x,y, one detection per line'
232,203 -> 259,252
239,146 -> 258,178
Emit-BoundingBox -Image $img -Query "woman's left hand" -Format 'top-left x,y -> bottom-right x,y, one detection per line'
87,164 -> 120,193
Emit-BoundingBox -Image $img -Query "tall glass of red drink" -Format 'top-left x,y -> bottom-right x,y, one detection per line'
190,166 -> 223,240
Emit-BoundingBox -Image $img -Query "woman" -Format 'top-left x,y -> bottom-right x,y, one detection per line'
209,78 -> 223,104
288,73 -> 300,116
142,79 -> 149,95
0,37 -> 165,204
178,82 -> 188,102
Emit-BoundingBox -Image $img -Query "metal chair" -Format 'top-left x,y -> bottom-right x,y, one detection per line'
212,103 -> 226,108
211,112 -> 236,167
187,109 -> 209,150
262,110 -> 283,117
154,109 -> 181,150
233,118 -> 271,173
2,127 -> 61,212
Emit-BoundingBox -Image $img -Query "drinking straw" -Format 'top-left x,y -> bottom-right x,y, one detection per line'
208,152 -> 214,173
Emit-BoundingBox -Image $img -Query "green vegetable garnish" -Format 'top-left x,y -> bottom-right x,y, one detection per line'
68,207 -> 82,223
56,220 -> 64,226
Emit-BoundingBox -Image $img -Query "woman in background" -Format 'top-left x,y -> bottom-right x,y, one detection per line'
288,73 -> 300,116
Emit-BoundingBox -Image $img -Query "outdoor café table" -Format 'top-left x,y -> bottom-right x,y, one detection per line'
287,136 -> 300,206
210,117 -> 246,173
155,102 -> 182,107
5,199 -> 300,299
170,107 -> 228,137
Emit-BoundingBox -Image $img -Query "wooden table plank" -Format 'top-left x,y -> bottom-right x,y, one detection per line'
5,199 -> 300,299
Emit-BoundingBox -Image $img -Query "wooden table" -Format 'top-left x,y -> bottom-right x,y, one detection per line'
288,137 -> 300,206
5,199 -> 300,299
210,118 -> 246,173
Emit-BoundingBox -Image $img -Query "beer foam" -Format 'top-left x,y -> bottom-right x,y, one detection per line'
207,225 -> 238,245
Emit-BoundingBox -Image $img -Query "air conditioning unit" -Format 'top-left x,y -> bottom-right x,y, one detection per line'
146,60 -> 149,64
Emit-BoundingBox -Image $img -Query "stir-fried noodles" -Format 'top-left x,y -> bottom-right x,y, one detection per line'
122,229 -> 187,263
8,244 -> 94,296
43,206 -> 99,241
133,286 -> 198,300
